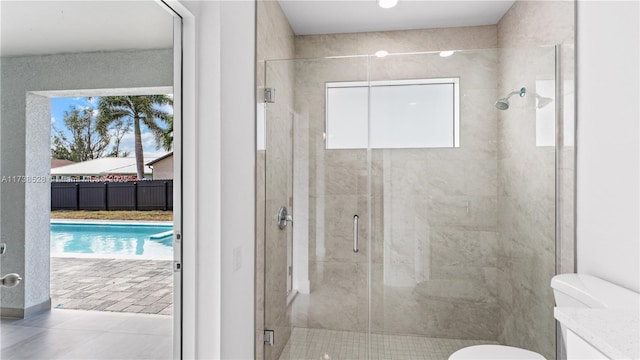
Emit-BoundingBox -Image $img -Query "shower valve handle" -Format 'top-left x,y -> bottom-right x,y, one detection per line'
277,206 -> 293,230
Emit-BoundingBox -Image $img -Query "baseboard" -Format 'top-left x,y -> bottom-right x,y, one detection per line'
1,298 -> 51,319
0,306 -> 24,319
25,299 -> 51,317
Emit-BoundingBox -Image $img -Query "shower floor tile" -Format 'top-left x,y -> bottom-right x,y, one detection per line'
278,328 -> 497,360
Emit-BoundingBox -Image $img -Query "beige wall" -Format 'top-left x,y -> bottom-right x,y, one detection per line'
151,156 -> 173,180
497,1 -> 575,359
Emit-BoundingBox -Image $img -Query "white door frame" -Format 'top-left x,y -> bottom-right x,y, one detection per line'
157,1 -> 196,359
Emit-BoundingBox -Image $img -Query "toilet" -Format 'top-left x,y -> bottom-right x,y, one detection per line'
449,344 -> 545,360
449,273 -> 625,360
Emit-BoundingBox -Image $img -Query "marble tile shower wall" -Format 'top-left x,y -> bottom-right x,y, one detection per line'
495,46 -> 556,360
290,29 -> 502,341
496,2 -> 574,359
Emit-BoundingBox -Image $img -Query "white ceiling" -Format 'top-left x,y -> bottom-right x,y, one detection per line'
278,0 -> 516,35
1,1 -> 515,57
0,1 -> 173,57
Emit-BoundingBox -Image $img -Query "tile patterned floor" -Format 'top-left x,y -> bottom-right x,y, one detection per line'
51,257 -> 173,315
0,309 -> 172,360
279,328 -> 498,360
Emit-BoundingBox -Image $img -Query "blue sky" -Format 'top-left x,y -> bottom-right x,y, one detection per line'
51,97 -> 172,159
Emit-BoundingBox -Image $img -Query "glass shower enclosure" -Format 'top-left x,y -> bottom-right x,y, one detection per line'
259,47 -> 559,360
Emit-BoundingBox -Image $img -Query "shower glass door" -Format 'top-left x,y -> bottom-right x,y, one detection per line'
262,55 -> 371,360
366,47 -> 558,359
367,49 -> 504,355
262,46 -> 558,360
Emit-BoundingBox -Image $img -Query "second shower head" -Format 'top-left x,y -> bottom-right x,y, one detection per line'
495,87 -> 526,110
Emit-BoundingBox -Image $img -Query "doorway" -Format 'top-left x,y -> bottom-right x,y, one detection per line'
0,1 -> 187,359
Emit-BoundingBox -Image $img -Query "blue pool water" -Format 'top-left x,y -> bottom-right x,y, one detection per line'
50,222 -> 173,258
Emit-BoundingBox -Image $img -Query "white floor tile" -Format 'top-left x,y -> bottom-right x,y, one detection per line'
279,328 -> 497,360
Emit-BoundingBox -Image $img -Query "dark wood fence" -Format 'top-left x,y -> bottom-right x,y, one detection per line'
51,180 -> 173,211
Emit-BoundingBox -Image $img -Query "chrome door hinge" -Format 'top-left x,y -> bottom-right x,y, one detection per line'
264,88 -> 275,103
264,329 -> 275,346
173,261 -> 182,272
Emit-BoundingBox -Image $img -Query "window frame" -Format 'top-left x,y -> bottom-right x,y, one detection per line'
325,77 -> 460,149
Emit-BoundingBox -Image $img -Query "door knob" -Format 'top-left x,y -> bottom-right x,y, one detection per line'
1,273 -> 22,288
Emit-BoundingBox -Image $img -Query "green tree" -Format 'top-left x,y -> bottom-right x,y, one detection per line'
51,106 -> 111,162
96,95 -> 173,179
106,118 -> 132,158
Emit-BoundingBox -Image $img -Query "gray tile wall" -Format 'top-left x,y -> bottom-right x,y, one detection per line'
496,1 -> 575,359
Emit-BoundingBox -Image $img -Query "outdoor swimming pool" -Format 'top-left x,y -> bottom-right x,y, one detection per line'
50,222 -> 173,259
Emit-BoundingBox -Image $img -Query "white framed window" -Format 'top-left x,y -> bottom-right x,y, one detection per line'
325,78 -> 460,149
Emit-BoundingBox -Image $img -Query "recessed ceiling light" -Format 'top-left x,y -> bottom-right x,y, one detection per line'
378,0 -> 398,9
439,50 -> 455,57
375,50 -> 389,58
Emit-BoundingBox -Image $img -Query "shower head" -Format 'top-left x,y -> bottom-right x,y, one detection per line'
495,87 -> 526,110
495,99 -> 510,110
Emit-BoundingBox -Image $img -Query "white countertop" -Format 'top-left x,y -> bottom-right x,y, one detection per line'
554,307 -> 640,360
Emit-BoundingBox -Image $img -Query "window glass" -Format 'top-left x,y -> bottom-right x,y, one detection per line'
326,78 -> 459,149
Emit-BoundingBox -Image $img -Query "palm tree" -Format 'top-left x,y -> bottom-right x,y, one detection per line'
96,95 -> 173,179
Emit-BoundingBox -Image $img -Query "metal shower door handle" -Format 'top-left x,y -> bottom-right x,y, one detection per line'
353,215 -> 359,253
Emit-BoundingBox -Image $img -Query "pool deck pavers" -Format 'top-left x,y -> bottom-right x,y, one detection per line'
51,257 -> 173,316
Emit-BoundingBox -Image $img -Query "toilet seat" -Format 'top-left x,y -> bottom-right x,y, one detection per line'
449,345 -> 546,360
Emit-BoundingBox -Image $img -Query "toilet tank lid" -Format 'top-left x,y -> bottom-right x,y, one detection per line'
551,273 -> 639,311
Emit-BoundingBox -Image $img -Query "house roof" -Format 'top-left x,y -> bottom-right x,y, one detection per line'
51,157 -> 156,176
51,159 -> 75,169
146,152 -> 173,166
